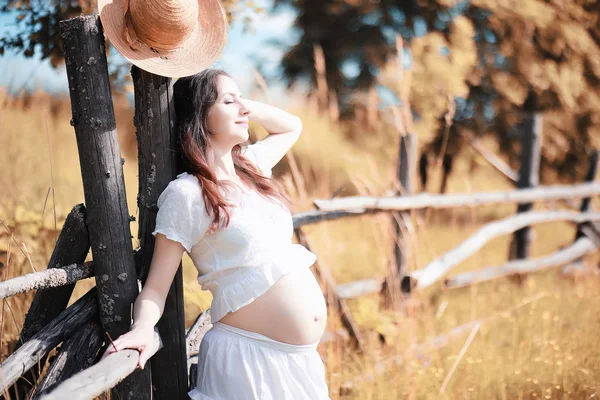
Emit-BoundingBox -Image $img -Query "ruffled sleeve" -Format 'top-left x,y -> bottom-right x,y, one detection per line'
151,174 -> 211,252
243,141 -> 273,178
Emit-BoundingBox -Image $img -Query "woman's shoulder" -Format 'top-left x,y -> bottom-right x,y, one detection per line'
168,172 -> 202,192
174,171 -> 200,185
158,172 -> 205,207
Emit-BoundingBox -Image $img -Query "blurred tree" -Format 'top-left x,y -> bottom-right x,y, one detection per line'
0,1 -> 95,67
277,0 -> 600,184
274,0 -> 457,114
466,0 -> 600,181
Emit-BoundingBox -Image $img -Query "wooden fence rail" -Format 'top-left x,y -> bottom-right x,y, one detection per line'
0,213 -> 597,304
444,236 -> 598,289
310,182 -> 600,214
468,137 -> 518,184
38,330 -> 162,400
410,211 -> 600,290
334,211 -> 600,299
336,278 -> 386,300
0,262 -> 93,300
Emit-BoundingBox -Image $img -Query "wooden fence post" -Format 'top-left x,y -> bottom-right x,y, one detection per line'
510,113 -> 542,260
9,205 -> 89,398
395,134 -> 416,280
576,150 -> 599,236
563,150 -> 600,275
384,133 -> 416,303
59,14 -> 152,398
132,66 -> 188,398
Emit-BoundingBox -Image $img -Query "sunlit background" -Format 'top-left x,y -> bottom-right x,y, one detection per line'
1,0 -> 599,398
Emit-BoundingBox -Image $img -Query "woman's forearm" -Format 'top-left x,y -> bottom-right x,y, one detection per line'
245,99 -> 302,135
130,288 -> 165,330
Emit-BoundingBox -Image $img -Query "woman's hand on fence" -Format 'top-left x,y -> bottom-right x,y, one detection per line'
100,326 -> 156,369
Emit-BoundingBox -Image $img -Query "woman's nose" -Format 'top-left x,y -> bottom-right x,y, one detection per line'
239,100 -> 251,116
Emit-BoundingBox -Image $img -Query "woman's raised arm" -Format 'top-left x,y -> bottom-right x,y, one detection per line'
243,99 -> 303,171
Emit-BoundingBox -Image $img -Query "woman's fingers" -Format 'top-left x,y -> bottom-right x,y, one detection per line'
138,348 -> 148,370
101,332 -> 152,369
102,334 -> 138,358
99,328 -> 155,369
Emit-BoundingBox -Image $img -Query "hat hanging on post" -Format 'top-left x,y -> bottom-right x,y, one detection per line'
98,0 -> 228,78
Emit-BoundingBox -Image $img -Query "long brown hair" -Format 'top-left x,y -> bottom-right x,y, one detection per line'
173,69 -> 291,233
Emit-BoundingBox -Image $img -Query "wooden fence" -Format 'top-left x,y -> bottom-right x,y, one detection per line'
0,12 -> 599,400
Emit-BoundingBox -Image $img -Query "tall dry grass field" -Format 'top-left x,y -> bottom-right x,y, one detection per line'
1,88 -> 599,399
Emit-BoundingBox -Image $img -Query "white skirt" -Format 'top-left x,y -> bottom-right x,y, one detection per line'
188,322 -> 331,400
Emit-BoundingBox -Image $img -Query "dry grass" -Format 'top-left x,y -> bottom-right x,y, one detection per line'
0,88 -> 599,399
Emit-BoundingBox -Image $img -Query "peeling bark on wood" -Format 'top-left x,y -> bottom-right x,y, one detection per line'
0,263 -> 93,300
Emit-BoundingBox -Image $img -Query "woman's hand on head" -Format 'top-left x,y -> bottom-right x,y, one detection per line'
101,325 -> 156,370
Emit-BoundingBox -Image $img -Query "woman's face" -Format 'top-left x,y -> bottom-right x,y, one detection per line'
206,75 -> 251,148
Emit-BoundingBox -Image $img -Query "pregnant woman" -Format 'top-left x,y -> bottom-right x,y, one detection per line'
102,69 -> 330,400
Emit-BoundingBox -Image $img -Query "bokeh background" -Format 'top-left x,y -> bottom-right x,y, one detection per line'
1,0 -> 600,398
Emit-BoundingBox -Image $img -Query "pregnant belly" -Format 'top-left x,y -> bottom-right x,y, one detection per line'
219,266 -> 327,345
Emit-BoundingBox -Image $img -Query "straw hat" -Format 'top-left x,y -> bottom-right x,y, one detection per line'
98,0 -> 228,77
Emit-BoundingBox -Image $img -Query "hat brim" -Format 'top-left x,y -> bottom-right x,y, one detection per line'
98,0 -> 228,78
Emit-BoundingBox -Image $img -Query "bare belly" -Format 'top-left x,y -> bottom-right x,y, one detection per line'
219,266 -> 327,345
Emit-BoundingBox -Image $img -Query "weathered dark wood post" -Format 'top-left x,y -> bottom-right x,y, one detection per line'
60,14 -> 152,398
510,113 -> 542,260
568,150 -> 600,271
132,66 -> 188,398
35,318 -> 104,395
0,288 -> 99,394
9,205 -> 89,398
576,150 -> 599,237
384,133 -> 416,302
393,133 -> 416,280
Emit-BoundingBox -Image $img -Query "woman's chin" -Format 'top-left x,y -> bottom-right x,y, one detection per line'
233,133 -> 249,146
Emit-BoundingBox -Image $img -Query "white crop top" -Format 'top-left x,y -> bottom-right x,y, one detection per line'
151,142 -> 317,322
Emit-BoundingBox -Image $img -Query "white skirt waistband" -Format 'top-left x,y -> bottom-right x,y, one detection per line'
212,322 -> 319,353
